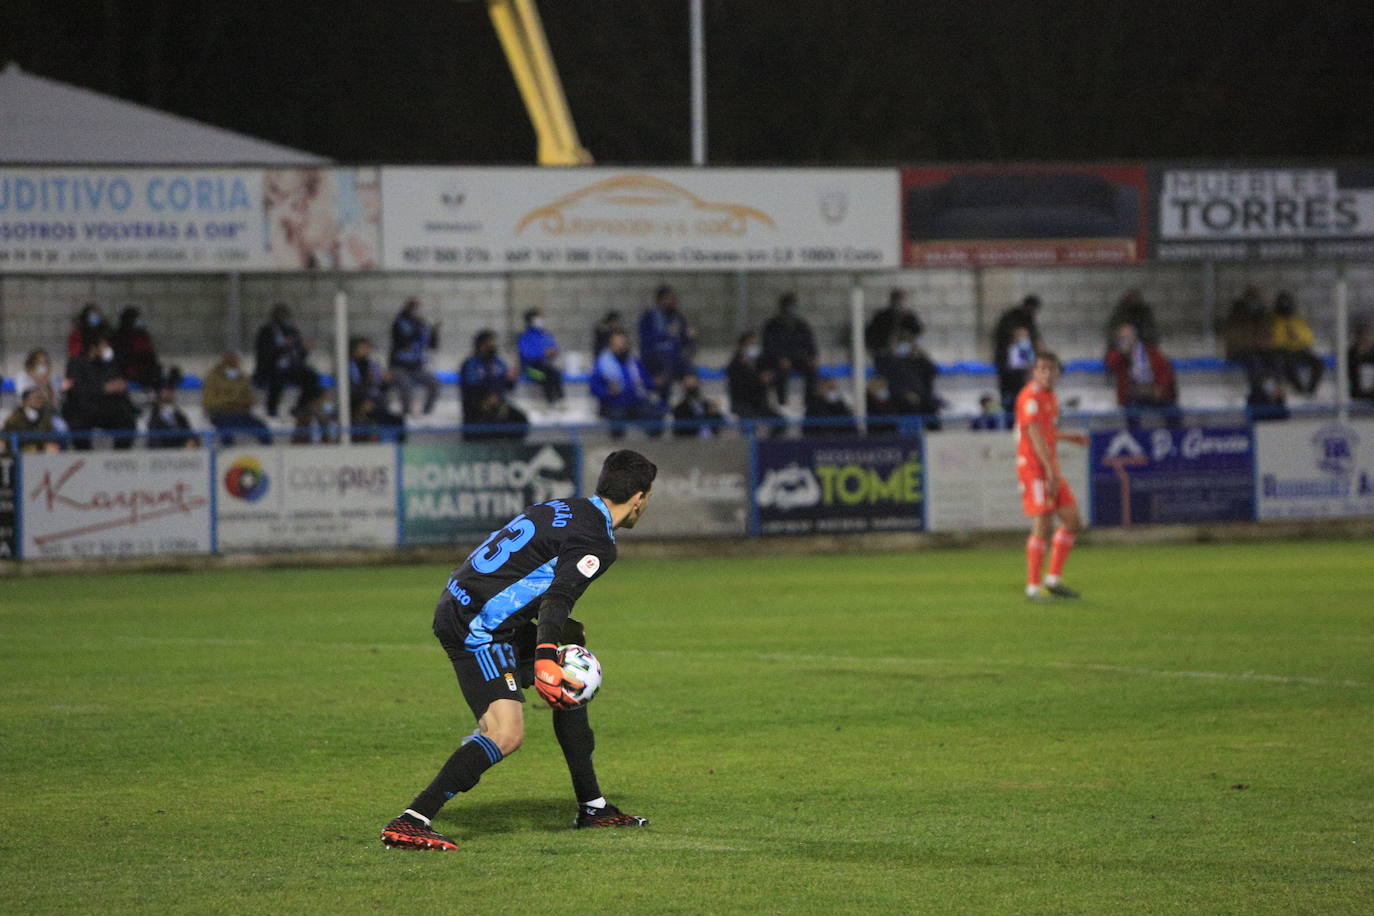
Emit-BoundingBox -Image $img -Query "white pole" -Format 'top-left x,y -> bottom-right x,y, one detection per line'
850,278 -> 866,424
690,0 -> 706,166
1335,266 -> 1350,422
334,288 -> 352,444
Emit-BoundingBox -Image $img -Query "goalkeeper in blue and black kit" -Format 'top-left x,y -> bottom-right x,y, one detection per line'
381,449 -> 657,850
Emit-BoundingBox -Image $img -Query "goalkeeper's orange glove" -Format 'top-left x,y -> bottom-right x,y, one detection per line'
533,643 -> 584,710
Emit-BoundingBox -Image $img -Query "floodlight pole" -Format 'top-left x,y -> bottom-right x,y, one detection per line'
690,0 -> 706,166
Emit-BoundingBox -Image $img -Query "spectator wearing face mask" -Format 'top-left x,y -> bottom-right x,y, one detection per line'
3,387 -> 62,453
727,331 -> 784,436
112,305 -> 164,390
203,352 -> 273,445
63,331 -> 137,450
803,378 -> 857,437
671,373 -> 726,438
16,349 -> 71,437
66,302 -> 108,360
517,308 -> 564,405
146,370 -> 197,450
875,332 -> 942,428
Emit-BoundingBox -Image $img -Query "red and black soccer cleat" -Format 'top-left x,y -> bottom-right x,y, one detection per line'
574,802 -> 650,829
380,816 -> 459,851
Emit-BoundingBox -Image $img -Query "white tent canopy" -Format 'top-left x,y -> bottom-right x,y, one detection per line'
0,61 -> 328,165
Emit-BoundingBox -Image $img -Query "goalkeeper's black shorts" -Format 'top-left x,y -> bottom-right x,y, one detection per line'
438,618 -> 586,720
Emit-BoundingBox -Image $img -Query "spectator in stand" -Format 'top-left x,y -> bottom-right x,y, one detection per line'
865,377 -> 899,437
803,378 -> 857,437
1349,320 -> 1374,407
1105,289 -> 1160,347
875,331 -> 942,429
291,391 -> 340,445
146,370 -> 197,449
349,336 -> 405,442
671,373 -> 726,438
727,331 -> 784,437
463,390 -> 529,442
389,297 -> 441,417
112,306 -> 163,391
591,330 -> 662,438
760,292 -> 819,406
67,302 -> 108,360
202,352 -> 273,445
638,284 -> 695,404
458,330 -> 516,426
1105,322 -> 1178,423
3,387 -> 61,453
1269,291 -> 1325,396
591,309 -> 625,357
517,308 -> 564,405
970,394 -> 1009,431
992,295 -> 1043,416
1220,286 -> 1281,405
63,331 -> 137,450
254,303 -> 321,417
864,288 -> 924,358
16,349 -> 71,438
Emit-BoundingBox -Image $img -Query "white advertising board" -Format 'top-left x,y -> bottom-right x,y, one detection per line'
1255,419 -> 1374,520
381,167 -> 899,272
0,167 -> 380,272
1155,167 -> 1374,260
215,444 -> 398,551
924,429 -> 1090,532
20,451 -> 211,558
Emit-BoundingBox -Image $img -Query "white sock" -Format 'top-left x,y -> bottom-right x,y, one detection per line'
1045,575 -> 1061,587
403,808 -> 431,826
582,797 -> 606,809
1026,584 -> 1041,596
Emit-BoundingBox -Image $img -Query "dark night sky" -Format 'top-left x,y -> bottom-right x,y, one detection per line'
4,0 -> 1373,165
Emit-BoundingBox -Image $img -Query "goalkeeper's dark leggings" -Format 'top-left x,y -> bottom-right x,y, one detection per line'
408,706 -> 600,819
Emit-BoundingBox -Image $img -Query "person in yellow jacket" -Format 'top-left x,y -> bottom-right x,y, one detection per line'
1269,291 -> 1325,395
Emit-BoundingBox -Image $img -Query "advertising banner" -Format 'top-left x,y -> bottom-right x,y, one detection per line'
753,436 -> 924,535
902,164 -> 1147,266
0,453 -> 15,560
1151,166 -> 1374,261
215,444 -> 397,551
0,166 -> 379,272
20,452 -> 211,558
581,438 -> 748,538
1090,426 -> 1254,527
1255,420 -> 1374,520
381,167 -> 899,272
402,442 -> 577,545
924,430 -> 1089,532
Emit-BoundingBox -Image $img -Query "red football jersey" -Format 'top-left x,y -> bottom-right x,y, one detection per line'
1014,382 -> 1059,478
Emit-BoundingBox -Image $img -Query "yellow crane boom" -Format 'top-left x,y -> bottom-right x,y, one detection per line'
483,0 -> 591,165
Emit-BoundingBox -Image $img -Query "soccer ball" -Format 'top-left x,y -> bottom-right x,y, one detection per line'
557,644 -> 602,706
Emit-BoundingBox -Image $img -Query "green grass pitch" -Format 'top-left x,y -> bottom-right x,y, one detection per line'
2,539 -> 1372,914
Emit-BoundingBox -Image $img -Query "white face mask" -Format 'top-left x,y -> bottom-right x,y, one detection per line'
100,346 -> 115,362
893,343 -> 913,357
825,389 -> 842,404
24,407 -> 39,422
223,367 -> 242,379
160,406 -> 178,422
745,345 -> 761,360
530,317 -> 544,329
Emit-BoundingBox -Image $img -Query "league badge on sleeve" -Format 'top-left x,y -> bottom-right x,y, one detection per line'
577,554 -> 601,578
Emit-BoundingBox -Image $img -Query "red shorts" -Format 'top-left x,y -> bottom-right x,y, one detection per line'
1019,473 -> 1076,517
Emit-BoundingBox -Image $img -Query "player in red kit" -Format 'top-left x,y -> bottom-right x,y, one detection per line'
1014,352 -> 1089,600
